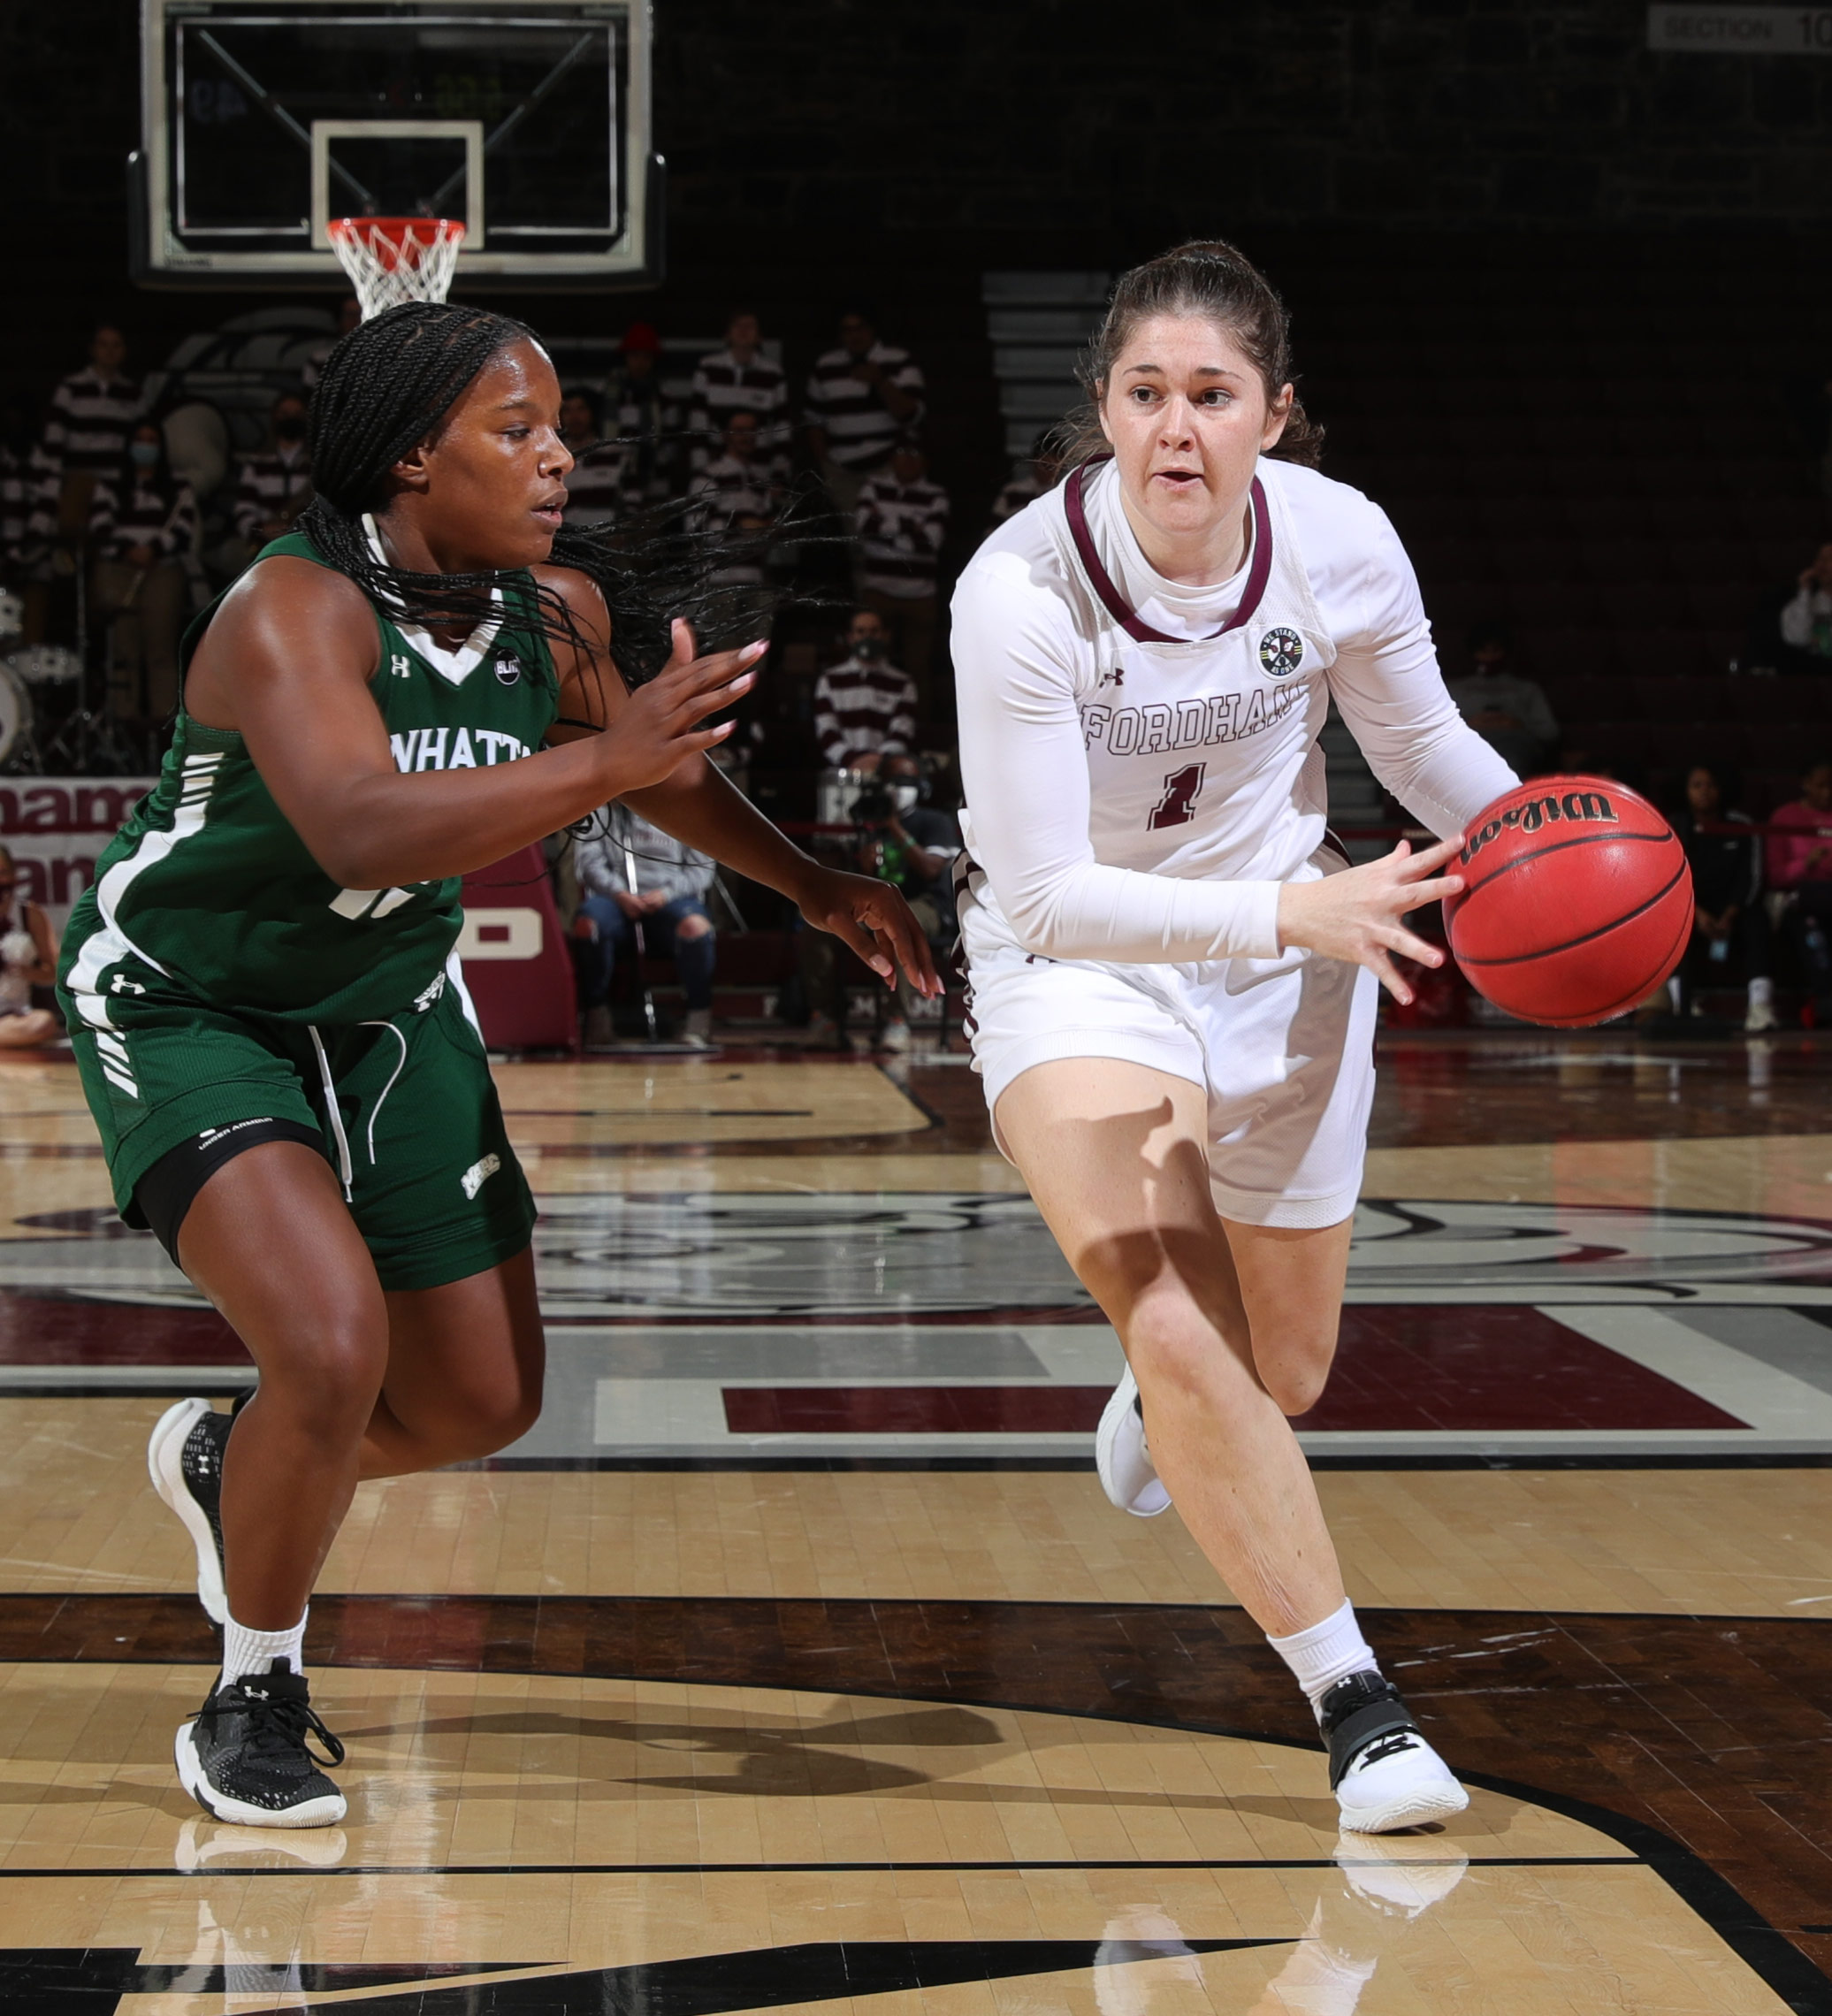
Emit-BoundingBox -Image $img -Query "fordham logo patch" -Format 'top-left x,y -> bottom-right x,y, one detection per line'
1258,627 -> 1304,677
495,653 -> 523,686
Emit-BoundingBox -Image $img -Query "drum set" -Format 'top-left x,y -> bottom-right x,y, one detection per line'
0,587 -> 133,775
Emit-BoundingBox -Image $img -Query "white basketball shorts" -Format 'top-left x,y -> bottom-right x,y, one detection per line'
959,883 -> 1378,1230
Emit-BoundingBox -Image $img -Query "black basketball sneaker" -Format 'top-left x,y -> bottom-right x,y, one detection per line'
148,1391 -> 252,1626
175,1658 -> 347,1829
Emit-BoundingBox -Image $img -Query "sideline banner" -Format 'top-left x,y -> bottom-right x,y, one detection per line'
0,777 -> 157,935
0,780 -> 576,1050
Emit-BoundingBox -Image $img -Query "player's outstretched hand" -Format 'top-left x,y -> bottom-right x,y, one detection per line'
1275,835 -> 1465,1005
598,620 -> 762,797
797,866 -> 943,997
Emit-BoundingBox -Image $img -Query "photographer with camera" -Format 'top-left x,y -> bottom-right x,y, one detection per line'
843,752 -> 959,1051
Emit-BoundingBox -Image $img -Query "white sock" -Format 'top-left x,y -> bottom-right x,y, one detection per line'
1267,1599 -> 1378,1717
1750,976 -> 1775,1006
221,1610 -> 308,1694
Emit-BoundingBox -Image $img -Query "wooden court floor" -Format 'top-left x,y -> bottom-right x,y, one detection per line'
0,1030 -> 1829,2013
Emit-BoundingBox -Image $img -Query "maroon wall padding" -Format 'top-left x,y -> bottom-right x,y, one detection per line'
458,844 -> 576,1051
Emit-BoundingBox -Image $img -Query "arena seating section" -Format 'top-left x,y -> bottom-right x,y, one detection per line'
1283,233 -> 1832,815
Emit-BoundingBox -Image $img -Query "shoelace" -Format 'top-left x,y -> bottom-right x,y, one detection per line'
213,1683 -> 347,1770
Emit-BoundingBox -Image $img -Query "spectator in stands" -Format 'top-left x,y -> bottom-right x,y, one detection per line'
990,429 -> 1065,529
691,411 -> 782,589
691,309 -> 790,471
1445,623 -> 1558,777
88,420 -> 197,725
1674,762 -> 1775,1031
558,386 -> 626,530
857,433 -> 950,703
1764,756 -> 1832,1017
872,752 -> 960,1050
813,609 -> 917,773
0,844 -> 58,1050
231,390 -> 313,562
571,804 -> 718,1048
614,322 -> 683,506
37,323 -> 145,552
801,751 -> 960,1052
1779,544 -> 1832,665
805,307 -> 925,521
302,297 -> 362,390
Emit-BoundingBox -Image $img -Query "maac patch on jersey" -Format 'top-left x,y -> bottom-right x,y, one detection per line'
1258,626 -> 1305,677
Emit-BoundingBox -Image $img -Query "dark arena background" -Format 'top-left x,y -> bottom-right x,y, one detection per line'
3,5 -> 1832,2013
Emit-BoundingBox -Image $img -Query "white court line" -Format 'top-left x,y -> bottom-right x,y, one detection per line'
1553,1304 -> 1832,1437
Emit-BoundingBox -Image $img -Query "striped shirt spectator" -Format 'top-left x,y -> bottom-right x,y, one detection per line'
614,324 -> 687,504
814,613 -> 918,770
233,393 -> 312,545
690,312 -> 790,469
989,432 -> 1065,531
691,415 -> 784,588
42,332 -> 145,477
558,388 -> 627,529
805,314 -> 925,477
857,454 -> 949,599
233,446 -> 313,542
302,298 -> 363,391
563,439 -> 630,529
89,465 -> 198,563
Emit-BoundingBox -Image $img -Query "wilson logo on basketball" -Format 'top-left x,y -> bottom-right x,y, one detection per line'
1460,789 -> 1617,866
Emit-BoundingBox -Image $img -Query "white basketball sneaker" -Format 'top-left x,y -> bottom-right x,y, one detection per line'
1322,1671 -> 1469,1833
1095,1364 -> 1171,1517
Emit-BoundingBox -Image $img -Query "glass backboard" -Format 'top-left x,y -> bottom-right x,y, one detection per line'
133,0 -> 659,287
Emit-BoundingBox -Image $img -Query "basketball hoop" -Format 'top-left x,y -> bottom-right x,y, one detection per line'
327,217 -> 466,319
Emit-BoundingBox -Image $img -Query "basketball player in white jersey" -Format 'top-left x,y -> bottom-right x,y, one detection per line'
951,241 -> 1518,1832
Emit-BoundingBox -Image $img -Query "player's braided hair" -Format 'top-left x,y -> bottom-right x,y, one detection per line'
1064,238 -> 1324,470
298,300 -> 741,688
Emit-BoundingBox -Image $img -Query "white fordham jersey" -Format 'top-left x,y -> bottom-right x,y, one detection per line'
950,454 -> 1516,966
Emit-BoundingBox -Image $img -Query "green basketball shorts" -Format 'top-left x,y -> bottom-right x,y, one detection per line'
58,942 -> 536,1293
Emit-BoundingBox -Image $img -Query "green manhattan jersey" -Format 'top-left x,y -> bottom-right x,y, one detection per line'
58,531 -> 561,1025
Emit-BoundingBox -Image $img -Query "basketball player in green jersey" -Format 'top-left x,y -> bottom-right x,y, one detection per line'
57,302 -> 937,1828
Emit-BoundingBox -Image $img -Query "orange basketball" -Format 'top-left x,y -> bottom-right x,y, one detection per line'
1440,775 -> 1694,1027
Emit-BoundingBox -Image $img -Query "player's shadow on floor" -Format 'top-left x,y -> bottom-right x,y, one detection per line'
333,1705 -> 1332,1812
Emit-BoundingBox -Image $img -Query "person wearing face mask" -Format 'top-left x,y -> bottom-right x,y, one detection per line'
231,393 -> 315,567
0,845 -> 58,1050
859,752 -> 960,1050
88,418 -> 199,724
813,608 -> 917,775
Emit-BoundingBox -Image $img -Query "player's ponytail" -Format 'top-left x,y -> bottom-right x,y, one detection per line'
296,301 -> 746,688
1065,239 -> 1324,470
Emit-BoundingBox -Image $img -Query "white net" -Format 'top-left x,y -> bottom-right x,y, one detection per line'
327,218 -> 466,319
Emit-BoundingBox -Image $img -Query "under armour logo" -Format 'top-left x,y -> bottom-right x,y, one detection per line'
391,653 -> 412,679
110,974 -> 146,996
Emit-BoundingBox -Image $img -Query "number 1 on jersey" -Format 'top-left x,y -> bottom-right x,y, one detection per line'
1150,762 -> 1207,829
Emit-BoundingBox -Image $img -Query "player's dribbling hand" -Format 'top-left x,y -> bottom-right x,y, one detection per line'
599,620 -> 763,796
1274,835 -> 1465,1005
795,867 -> 943,997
